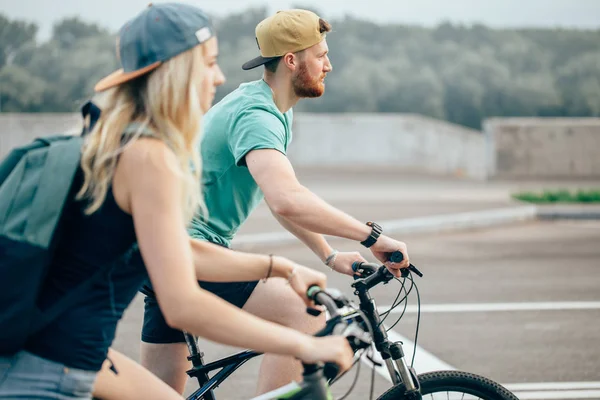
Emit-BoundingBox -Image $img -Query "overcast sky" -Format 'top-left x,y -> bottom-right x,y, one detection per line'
1,0 -> 599,41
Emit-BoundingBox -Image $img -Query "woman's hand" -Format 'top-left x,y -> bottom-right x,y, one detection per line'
273,257 -> 327,307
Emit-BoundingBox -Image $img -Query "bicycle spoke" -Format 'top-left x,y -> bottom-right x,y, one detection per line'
421,392 -> 488,400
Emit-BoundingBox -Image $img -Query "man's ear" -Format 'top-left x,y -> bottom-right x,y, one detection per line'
283,52 -> 297,71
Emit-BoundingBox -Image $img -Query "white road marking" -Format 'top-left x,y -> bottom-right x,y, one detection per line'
506,382 -> 600,391
513,389 -> 600,399
377,301 -> 600,314
360,325 -> 455,383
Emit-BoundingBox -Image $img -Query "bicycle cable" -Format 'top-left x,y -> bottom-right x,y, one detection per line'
385,276 -> 415,332
369,346 -> 376,400
332,300 -> 377,400
335,349 -> 363,400
410,274 -> 422,368
377,277 -> 407,325
334,268 -> 422,399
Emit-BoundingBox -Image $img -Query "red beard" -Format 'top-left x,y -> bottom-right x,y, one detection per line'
292,62 -> 325,98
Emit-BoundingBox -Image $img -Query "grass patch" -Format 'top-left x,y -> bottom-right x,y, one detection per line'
513,189 -> 600,203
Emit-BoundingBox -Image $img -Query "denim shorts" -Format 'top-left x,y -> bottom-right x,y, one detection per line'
0,351 -> 97,399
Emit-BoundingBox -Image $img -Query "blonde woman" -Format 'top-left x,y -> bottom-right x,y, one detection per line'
0,4 -> 352,399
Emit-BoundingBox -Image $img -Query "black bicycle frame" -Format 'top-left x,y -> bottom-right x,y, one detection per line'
182,265 -> 421,400
183,332 -> 262,400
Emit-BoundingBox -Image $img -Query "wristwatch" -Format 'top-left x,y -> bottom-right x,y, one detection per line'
360,221 -> 382,248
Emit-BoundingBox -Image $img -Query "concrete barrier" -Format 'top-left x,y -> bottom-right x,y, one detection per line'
484,117 -> 600,179
288,113 -> 485,179
3,112 -> 600,181
0,112 -> 486,179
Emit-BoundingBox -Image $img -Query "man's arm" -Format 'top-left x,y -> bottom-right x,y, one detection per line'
269,207 -> 332,262
246,149 -> 371,239
268,209 -> 368,276
245,149 -> 409,275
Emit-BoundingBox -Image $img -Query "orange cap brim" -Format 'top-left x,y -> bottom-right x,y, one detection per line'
94,61 -> 162,92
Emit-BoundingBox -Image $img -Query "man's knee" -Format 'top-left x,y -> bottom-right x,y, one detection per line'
293,307 -> 326,334
140,342 -> 190,393
244,278 -> 326,333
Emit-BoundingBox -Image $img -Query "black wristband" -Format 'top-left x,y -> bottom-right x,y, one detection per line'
360,222 -> 382,248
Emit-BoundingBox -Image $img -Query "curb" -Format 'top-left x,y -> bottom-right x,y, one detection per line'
232,205 -> 538,248
536,204 -> 600,220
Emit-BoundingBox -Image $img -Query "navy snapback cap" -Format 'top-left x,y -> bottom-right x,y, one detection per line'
95,2 -> 214,92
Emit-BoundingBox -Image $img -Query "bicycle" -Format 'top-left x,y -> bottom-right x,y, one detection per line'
179,252 -> 519,400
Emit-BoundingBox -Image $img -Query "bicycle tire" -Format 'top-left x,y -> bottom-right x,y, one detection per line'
377,370 -> 519,400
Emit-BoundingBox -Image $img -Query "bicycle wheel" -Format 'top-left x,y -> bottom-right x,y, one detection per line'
378,370 -> 519,400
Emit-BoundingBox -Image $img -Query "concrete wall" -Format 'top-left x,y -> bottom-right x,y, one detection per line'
4,112 -> 600,180
484,118 -> 600,179
0,112 -> 486,178
0,113 -> 81,158
289,113 -> 485,179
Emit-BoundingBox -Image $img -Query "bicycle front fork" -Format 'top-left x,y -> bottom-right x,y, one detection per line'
379,340 -> 421,398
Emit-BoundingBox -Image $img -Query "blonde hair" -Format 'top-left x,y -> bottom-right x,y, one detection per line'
77,44 -> 207,222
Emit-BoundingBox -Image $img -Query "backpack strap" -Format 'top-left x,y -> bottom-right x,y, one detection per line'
122,122 -> 158,139
80,101 -> 101,137
23,138 -> 84,248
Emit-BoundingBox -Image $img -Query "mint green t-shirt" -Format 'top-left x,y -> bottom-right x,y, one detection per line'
188,79 -> 293,247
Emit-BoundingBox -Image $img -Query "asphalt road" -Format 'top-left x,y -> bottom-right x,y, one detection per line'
112,219 -> 600,400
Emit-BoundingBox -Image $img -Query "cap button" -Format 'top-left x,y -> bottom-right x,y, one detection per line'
147,2 -> 153,7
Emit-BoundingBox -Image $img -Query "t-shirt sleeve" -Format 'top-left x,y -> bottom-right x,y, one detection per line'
228,109 -> 287,167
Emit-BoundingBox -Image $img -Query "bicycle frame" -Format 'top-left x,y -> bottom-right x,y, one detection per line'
183,332 -> 262,400
183,265 -> 421,400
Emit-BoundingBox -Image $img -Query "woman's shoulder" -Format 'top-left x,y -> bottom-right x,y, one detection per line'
119,138 -> 180,179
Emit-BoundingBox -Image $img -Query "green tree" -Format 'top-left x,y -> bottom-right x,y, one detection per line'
0,13 -> 38,68
0,65 -> 48,111
556,52 -> 600,116
52,17 -> 107,48
2,9 -> 600,125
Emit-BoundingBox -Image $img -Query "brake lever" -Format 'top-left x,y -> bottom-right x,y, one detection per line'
306,307 -> 322,317
390,251 -> 423,278
402,264 -> 423,278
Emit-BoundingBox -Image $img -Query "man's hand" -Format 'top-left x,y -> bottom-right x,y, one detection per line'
329,251 -> 368,277
369,235 -> 410,278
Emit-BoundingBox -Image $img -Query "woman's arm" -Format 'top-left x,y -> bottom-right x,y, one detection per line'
188,240 -> 327,305
115,139 -> 349,364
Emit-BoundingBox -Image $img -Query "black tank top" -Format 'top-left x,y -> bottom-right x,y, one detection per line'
25,168 -> 147,371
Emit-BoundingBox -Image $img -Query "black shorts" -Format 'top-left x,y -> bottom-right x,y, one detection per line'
141,279 -> 259,344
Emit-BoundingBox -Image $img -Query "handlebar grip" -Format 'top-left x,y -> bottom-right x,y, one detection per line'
352,261 -> 379,274
389,251 -> 404,263
323,362 -> 340,381
307,285 -> 321,301
307,286 -> 341,317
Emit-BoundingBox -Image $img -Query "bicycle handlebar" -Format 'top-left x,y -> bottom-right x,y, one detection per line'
352,251 -> 423,280
306,286 -> 342,318
304,251 -> 423,382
